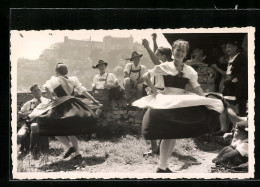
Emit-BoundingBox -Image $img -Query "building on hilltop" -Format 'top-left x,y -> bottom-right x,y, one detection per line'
103,35 -> 134,51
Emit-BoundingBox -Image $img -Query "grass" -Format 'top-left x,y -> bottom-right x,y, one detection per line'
16,134 -> 247,173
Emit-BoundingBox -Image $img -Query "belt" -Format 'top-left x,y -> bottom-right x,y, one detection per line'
156,87 -> 164,91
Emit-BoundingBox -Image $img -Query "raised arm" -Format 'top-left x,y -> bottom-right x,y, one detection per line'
142,39 -> 161,65
152,33 -> 158,52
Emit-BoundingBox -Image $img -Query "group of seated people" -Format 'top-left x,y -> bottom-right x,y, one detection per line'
17,33 -> 249,171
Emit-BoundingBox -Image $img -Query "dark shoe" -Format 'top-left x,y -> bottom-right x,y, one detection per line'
63,147 -> 76,159
70,154 -> 82,161
156,167 -> 173,173
212,130 -> 225,136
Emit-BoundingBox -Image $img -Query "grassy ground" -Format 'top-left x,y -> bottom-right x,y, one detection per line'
17,135 -> 245,173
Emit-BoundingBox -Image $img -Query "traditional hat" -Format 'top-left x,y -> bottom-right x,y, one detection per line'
126,51 -> 143,61
92,60 -> 108,69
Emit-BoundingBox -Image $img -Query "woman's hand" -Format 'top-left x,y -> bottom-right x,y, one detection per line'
152,33 -> 157,41
151,87 -> 159,96
142,39 -> 149,49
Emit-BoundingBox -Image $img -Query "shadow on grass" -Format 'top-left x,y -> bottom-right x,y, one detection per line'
194,134 -> 225,153
47,148 -> 64,156
171,152 -> 201,171
17,148 -> 64,160
38,155 -> 108,172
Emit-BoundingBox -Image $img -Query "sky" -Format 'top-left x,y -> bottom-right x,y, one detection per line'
10,29 -> 172,63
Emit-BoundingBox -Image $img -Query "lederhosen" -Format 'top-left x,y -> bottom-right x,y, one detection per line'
129,64 -> 141,83
129,64 -> 148,96
93,73 -> 110,104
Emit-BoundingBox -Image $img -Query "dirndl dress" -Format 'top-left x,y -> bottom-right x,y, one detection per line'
29,76 -> 100,136
132,62 -> 224,140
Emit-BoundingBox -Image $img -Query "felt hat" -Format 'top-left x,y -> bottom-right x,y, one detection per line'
92,60 -> 108,69
126,51 -> 143,61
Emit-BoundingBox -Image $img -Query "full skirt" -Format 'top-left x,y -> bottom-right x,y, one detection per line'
34,96 -> 100,136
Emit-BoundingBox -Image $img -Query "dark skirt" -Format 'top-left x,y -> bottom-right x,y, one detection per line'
37,97 -> 98,136
142,106 -> 220,140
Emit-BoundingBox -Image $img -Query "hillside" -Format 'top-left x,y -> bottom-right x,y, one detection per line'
16,41 -> 154,91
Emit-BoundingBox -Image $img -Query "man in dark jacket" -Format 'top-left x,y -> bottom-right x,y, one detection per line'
223,40 -> 248,117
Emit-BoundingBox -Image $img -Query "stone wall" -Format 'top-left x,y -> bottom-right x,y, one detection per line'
17,92 -> 144,138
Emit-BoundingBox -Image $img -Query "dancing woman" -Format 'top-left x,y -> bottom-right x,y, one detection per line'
133,39 -> 224,172
29,63 -> 102,159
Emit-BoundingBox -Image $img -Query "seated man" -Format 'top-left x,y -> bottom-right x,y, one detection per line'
212,120 -> 248,166
124,51 -> 147,105
92,60 -> 120,109
17,84 -> 50,156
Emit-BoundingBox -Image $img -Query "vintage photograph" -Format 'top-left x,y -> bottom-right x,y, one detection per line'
10,28 -> 255,179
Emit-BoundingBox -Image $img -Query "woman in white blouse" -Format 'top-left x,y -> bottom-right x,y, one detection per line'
133,40 -> 224,173
30,63 -> 102,160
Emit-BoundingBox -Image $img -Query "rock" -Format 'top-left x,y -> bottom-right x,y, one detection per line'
113,110 -> 126,115
128,111 -> 136,117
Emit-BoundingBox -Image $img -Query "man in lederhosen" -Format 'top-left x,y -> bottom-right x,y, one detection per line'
124,51 -> 147,105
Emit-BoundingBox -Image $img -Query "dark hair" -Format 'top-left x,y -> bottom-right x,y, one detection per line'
157,47 -> 172,61
55,62 -> 68,75
30,84 -> 39,92
226,40 -> 242,52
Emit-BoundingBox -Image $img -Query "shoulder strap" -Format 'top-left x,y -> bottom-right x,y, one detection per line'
57,76 -> 74,96
105,73 -> 109,83
129,64 -> 132,76
138,65 -> 141,79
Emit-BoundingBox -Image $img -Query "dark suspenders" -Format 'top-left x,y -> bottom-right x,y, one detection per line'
129,64 -> 141,80
98,73 -> 109,83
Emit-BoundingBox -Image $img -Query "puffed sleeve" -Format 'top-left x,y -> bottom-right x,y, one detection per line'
148,64 -> 167,77
42,76 -> 60,93
123,63 -> 131,74
71,76 -> 87,94
186,66 -> 200,88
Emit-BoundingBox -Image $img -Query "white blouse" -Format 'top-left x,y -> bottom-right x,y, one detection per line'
148,61 -> 200,88
92,73 -> 118,90
43,76 -> 87,94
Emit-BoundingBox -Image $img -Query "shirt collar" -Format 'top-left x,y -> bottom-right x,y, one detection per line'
132,63 -> 140,67
229,53 -> 240,62
32,96 -> 42,102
